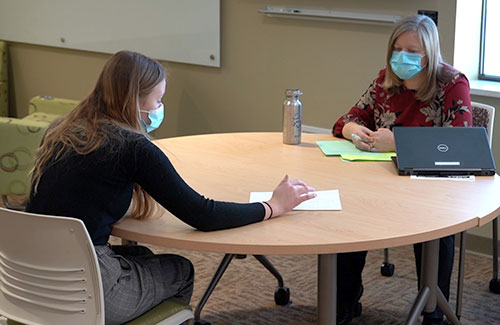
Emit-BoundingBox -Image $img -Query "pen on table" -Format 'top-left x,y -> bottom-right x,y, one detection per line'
351,133 -> 370,144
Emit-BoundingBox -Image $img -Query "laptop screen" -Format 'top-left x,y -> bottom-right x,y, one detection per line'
393,127 -> 496,176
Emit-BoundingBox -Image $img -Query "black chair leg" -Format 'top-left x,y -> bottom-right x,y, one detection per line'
253,255 -> 290,305
194,254 -> 234,324
381,248 -> 395,276
253,255 -> 284,286
490,217 -> 500,293
194,253 -> 289,324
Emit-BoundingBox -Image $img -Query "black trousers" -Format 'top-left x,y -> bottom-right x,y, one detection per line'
337,234 -> 454,320
414,234 -> 455,320
337,251 -> 368,305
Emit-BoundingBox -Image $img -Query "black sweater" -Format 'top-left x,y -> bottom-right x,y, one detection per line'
26,127 -> 264,245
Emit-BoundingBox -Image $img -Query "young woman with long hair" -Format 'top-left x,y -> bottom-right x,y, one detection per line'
27,50 -> 316,324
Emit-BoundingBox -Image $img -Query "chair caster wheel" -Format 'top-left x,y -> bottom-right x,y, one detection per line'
274,286 -> 290,305
380,262 -> 395,277
489,278 -> 500,293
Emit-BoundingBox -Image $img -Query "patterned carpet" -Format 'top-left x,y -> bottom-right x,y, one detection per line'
138,242 -> 500,325
4,196 -> 499,324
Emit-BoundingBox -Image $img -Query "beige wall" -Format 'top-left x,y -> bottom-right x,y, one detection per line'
6,1 -> 500,247
8,0 -> 458,136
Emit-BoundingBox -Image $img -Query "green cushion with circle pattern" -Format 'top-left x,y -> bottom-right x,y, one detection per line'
0,117 -> 49,195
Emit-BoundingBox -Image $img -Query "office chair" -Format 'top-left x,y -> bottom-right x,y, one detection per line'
456,102 -> 498,319
380,102 -> 497,319
0,96 -> 78,210
0,207 -> 194,325
470,102 -> 497,293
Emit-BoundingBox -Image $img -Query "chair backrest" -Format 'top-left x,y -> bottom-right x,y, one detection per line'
0,207 -> 104,325
471,101 -> 495,147
28,96 -> 79,116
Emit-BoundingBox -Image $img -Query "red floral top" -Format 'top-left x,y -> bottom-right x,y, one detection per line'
332,66 -> 472,136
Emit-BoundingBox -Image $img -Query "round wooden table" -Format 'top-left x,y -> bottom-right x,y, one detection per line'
113,132 -> 500,324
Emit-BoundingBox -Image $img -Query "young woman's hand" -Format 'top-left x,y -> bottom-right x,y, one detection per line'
264,175 -> 316,219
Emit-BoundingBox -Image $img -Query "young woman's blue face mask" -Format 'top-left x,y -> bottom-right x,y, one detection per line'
140,103 -> 164,133
390,51 -> 425,80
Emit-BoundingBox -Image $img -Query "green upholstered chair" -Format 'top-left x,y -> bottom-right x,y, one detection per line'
28,95 -> 79,117
0,96 -> 79,209
0,207 -> 194,325
126,299 -> 194,325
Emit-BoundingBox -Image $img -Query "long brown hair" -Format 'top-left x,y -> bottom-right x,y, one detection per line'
31,50 -> 166,220
383,15 -> 455,103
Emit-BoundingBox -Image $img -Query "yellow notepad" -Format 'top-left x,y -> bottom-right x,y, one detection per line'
340,153 -> 396,161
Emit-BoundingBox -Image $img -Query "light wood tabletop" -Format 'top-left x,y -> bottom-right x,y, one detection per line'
112,132 -> 500,255
112,132 -> 500,325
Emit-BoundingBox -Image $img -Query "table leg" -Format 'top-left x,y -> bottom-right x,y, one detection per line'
318,253 -> 337,325
405,239 -> 460,325
456,231 -> 467,319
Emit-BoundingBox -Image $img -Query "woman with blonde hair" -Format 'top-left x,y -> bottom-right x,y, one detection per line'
332,15 -> 471,325
26,50 -> 316,324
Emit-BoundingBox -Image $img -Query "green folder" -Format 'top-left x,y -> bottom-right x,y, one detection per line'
316,140 -> 396,161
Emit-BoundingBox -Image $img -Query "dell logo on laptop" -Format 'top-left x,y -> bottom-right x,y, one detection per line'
437,144 -> 449,152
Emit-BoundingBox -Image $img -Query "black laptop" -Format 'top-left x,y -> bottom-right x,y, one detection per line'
393,127 -> 496,176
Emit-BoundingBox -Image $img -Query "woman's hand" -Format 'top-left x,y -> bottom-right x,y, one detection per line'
264,175 -> 316,219
370,128 -> 395,152
342,122 -> 374,151
342,123 -> 395,152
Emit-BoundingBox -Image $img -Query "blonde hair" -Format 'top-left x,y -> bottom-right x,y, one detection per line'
31,50 -> 166,220
383,15 -> 455,103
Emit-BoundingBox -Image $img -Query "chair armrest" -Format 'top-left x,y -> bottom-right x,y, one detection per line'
28,95 -> 79,116
0,117 -> 49,195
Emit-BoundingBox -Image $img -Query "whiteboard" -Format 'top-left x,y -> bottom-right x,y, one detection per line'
0,0 -> 220,67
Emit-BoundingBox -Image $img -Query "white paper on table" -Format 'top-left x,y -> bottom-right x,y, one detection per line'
249,190 -> 342,211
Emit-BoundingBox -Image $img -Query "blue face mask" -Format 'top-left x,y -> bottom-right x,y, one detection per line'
140,103 -> 164,133
390,51 -> 425,80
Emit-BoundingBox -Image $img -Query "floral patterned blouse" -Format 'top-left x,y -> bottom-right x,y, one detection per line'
332,66 -> 472,137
